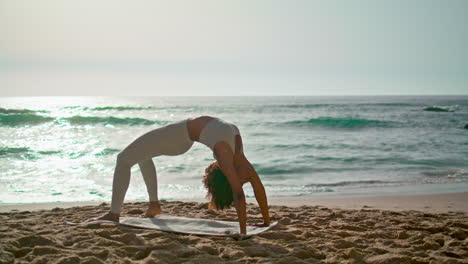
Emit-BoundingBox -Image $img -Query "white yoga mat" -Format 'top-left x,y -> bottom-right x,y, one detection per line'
119,215 -> 277,236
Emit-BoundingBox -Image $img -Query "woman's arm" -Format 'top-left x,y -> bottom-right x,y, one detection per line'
214,142 -> 247,234
234,135 -> 270,226
249,167 -> 270,226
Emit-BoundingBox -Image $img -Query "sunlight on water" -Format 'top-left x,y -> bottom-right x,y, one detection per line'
1,96 -> 468,204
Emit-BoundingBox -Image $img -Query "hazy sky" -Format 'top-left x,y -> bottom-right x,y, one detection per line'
1,0 -> 467,96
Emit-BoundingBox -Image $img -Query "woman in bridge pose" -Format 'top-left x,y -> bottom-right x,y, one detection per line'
97,116 -> 270,234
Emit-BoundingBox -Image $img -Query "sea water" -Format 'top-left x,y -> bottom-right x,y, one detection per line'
1,96 -> 467,204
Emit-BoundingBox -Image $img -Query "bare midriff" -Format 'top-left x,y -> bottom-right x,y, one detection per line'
186,116 -> 215,142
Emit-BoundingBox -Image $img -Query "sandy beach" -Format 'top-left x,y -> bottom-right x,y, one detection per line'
1,192 -> 467,264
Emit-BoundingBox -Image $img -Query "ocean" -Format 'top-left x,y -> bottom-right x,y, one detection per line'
1,96 -> 467,205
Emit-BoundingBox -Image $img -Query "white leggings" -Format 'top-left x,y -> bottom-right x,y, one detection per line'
110,119 -> 193,213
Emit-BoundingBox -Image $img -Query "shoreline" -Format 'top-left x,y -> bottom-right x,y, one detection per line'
1,191 -> 467,213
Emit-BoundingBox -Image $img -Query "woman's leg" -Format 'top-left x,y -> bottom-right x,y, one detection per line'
96,153 -> 133,222
109,153 -> 133,214
139,159 -> 162,216
139,159 -> 158,201
108,130 -> 164,214
100,121 -> 192,221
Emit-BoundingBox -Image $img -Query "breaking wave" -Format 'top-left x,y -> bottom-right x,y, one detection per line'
0,114 -> 54,126
63,116 -> 164,126
286,117 -> 399,129
0,113 -> 166,127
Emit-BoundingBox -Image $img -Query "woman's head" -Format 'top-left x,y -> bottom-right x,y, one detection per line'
202,162 -> 233,210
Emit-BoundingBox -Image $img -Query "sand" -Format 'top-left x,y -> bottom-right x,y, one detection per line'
0,193 -> 467,264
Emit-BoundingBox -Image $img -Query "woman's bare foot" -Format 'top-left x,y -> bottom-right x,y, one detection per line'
95,211 -> 120,222
145,201 -> 162,217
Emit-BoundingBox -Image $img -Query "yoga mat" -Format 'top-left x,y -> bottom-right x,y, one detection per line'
119,215 -> 278,236
68,215 -> 277,237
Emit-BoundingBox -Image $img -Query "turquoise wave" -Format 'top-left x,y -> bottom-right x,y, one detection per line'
0,113 -> 166,127
0,107 -> 49,114
63,116 -> 163,126
0,108 -> 35,114
0,147 -> 61,160
277,103 -> 413,109
62,106 -> 155,111
255,165 -> 316,175
305,180 -> 397,188
0,147 -> 30,156
0,114 -> 54,126
286,117 -> 399,129
3,105 -> 161,113
278,104 -> 333,109
90,106 -> 154,111
94,148 -> 121,156
423,106 -> 455,112
0,146 -> 121,160
62,105 -> 155,111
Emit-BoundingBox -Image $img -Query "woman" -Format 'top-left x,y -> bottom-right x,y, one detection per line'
96,116 -> 270,234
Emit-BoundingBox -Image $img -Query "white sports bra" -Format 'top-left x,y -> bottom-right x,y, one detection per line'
198,118 -> 242,158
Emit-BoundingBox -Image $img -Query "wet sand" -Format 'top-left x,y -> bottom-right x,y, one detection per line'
0,193 -> 467,263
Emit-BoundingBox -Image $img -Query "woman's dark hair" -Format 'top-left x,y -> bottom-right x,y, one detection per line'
202,162 -> 233,210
